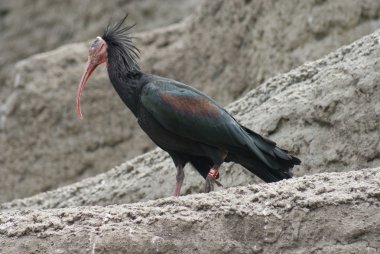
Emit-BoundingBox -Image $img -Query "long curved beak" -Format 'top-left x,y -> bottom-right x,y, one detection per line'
76,57 -> 98,120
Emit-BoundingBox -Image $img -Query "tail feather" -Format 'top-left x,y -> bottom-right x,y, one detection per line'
187,124 -> 301,184
227,125 -> 301,183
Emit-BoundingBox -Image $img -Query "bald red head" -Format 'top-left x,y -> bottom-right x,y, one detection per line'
76,37 -> 108,119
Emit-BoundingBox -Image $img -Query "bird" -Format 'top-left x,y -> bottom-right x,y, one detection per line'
76,15 -> 301,196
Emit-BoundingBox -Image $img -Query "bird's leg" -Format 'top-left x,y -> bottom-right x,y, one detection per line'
205,165 -> 220,193
174,165 -> 185,197
205,149 -> 227,193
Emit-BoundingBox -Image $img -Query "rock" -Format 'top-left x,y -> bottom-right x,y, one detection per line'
2,29 -> 380,209
141,0 -> 380,105
0,43 -> 156,203
1,0 -> 380,203
0,0 -> 202,83
0,168 -> 379,253
0,9 -> 195,204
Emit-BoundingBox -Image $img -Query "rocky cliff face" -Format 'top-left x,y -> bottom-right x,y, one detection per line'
1,2 -> 380,252
2,28 -> 379,210
141,0 -> 380,104
1,0 -> 380,203
0,0 -> 199,203
0,0 -> 202,82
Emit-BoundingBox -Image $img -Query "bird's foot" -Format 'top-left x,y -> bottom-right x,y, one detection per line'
208,168 -> 220,179
205,176 -> 215,192
205,168 -> 220,193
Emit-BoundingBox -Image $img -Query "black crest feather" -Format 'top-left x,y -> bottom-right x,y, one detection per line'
102,14 -> 140,72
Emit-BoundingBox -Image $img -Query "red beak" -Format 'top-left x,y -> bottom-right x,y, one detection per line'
76,57 -> 97,120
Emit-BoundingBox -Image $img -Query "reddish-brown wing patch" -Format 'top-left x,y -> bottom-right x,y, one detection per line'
160,93 -> 222,118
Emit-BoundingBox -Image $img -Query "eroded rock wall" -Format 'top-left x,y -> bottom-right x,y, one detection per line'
2,29 -> 379,209
1,0 -> 379,203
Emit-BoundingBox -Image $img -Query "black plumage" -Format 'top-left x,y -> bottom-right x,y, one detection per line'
76,15 -> 301,196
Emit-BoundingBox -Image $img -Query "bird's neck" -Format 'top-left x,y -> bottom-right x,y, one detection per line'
107,65 -> 146,117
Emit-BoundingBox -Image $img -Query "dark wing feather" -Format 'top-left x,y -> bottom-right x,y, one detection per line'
140,80 -> 281,168
141,80 -> 244,146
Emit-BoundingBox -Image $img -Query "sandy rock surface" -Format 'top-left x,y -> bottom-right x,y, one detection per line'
1,0 -> 380,203
143,0 -> 380,104
0,0 -> 202,83
0,4 -> 196,203
2,29 -> 380,210
1,3 -> 380,251
0,168 -> 379,254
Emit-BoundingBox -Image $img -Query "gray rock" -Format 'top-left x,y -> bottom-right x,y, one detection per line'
1,0 -> 380,203
0,168 -> 379,253
142,0 -> 380,105
0,13 -> 193,204
0,0 -> 202,83
2,28 -> 380,209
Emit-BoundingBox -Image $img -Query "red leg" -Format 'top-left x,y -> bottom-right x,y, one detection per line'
204,149 -> 227,193
205,165 -> 220,193
174,165 -> 185,197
